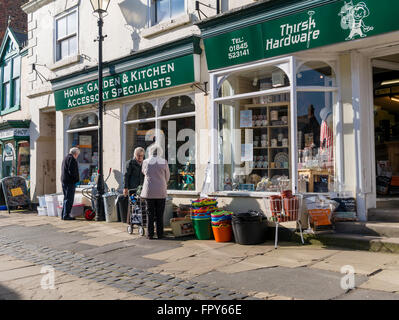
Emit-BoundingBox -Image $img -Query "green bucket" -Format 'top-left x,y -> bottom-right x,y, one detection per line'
192,218 -> 213,240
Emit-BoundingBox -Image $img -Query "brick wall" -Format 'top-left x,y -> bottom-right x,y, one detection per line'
0,0 -> 28,43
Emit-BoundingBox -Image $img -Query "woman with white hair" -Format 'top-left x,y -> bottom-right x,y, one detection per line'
141,145 -> 170,239
118,147 -> 145,223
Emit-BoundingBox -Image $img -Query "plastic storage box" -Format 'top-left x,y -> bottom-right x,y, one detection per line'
45,194 -> 58,217
37,207 -> 47,216
37,196 -> 46,208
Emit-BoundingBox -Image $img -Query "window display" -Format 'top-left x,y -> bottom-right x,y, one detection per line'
17,141 -> 30,182
296,61 -> 337,193
160,96 -> 195,191
217,64 -> 291,192
124,95 -> 196,191
67,112 -> 99,186
125,102 -> 155,160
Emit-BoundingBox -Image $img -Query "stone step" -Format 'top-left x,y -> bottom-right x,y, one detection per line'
302,232 -> 399,254
334,221 -> 399,238
368,208 -> 399,222
376,199 -> 399,209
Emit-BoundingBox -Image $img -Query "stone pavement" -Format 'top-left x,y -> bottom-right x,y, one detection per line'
1,211 -> 399,300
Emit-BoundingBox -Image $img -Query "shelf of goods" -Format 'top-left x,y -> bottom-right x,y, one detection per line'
242,102 -> 291,180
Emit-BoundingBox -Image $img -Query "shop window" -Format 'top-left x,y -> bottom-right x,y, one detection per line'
296,62 -> 337,193
160,95 -> 195,116
55,9 -> 78,62
297,61 -> 336,87
217,64 -> 291,192
124,96 -> 196,191
67,112 -> 98,186
125,102 -> 156,161
2,142 -> 16,178
160,95 -> 195,191
17,141 -> 30,182
150,0 -> 185,26
219,65 -> 290,97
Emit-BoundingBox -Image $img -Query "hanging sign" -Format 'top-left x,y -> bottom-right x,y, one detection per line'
203,0 -> 399,70
54,54 -> 197,111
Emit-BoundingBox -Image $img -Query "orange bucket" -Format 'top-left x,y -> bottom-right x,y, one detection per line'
212,225 -> 232,242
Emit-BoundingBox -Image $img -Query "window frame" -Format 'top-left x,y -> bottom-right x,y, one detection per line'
149,0 -> 187,26
122,93 -> 197,193
54,7 -> 79,63
0,50 -> 21,115
209,56 -> 343,197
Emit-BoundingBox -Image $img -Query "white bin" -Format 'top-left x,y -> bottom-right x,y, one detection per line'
37,196 -> 46,208
45,194 -> 58,217
37,207 -> 47,216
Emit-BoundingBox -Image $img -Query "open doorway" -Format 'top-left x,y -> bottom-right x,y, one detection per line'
373,54 -> 399,197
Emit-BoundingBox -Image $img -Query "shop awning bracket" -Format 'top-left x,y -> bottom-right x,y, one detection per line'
32,63 -> 52,83
192,82 -> 208,96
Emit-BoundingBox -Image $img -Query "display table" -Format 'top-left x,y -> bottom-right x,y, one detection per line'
298,169 -> 332,193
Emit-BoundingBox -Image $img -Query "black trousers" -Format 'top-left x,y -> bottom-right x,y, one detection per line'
62,183 -> 75,219
146,199 -> 165,238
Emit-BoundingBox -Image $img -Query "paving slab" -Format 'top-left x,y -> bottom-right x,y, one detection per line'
143,245 -> 205,262
216,248 -> 339,273
335,288 -> 399,300
78,235 -> 131,246
359,270 -> 399,292
149,255 -> 237,279
194,267 -> 368,300
0,265 -> 43,282
310,250 -> 399,275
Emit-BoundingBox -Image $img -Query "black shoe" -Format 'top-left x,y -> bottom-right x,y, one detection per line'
157,235 -> 164,239
146,235 -> 154,240
63,216 -> 76,220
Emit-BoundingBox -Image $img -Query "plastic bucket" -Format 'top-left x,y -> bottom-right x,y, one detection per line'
192,218 -> 212,240
212,225 -> 232,242
232,218 -> 268,245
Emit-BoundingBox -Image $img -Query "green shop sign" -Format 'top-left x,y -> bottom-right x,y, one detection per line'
55,54 -> 196,111
204,0 -> 399,70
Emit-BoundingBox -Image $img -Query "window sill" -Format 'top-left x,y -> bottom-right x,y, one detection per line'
210,191 -> 280,198
49,54 -> 81,71
167,190 -> 199,196
142,14 -> 194,39
0,105 -> 21,116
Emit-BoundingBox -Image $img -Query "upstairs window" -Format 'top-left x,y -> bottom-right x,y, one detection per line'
151,0 -> 185,26
55,9 -> 78,61
0,55 -> 21,113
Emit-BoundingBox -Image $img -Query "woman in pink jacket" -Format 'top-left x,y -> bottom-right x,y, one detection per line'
141,146 -> 170,239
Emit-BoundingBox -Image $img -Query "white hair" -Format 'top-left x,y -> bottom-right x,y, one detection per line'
69,147 -> 80,156
134,147 -> 145,158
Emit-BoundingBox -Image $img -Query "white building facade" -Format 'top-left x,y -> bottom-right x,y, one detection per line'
21,0 -> 399,221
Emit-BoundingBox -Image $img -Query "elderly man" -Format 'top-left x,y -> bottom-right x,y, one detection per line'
61,147 -> 80,220
117,147 -> 145,223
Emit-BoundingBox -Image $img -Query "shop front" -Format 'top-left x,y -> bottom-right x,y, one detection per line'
51,36 -> 203,198
197,0 -> 399,220
0,121 -> 30,187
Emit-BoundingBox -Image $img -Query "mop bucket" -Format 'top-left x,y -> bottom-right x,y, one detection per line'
212,224 -> 232,242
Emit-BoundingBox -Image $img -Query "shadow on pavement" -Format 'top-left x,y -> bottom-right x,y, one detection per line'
0,284 -> 21,300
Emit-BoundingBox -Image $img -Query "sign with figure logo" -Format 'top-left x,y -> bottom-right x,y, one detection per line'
203,0 -> 399,70
339,1 -> 374,40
